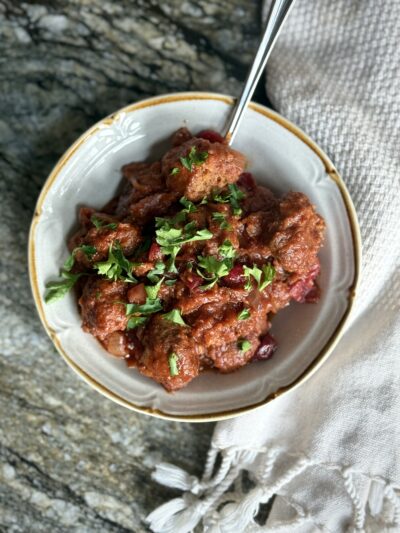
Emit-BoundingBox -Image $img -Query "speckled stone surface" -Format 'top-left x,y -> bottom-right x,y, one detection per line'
0,1 -> 266,530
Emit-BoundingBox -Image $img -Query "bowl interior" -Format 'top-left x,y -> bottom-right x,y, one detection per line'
30,94 -> 357,420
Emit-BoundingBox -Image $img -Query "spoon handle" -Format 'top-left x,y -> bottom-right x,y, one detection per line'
224,0 -> 296,145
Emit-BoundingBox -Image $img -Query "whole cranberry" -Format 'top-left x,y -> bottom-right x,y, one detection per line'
221,264 -> 245,287
252,333 -> 278,361
238,172 -> 256,191
197,129 -> 225,143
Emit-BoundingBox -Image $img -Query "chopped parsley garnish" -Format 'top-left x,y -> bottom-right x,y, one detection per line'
127,316 -> 148,330
243,263 -> 276,291
162,309 -> 187,326
198,256 -> 231,278
218,240 -> 236,260
147,262 -> 166,284
125,298 -> 163,316
212,212 -> 230,230
238,339 -> 252,352
94,242 -> 136,282
170,167 -> 180,175
260,264 -> 276,290
195,241 -> 237,290
155,221 -> 212,273
197,254 -> 232,290
44,271 -> 84,304
180,146 -> 208,172
122,278 -> 164,327
213,183 -> 246,215
237,308 -> 250,320
144,278 -> 163,300
63,245 -> 96,272
180,196 -> 197,213
91,215 -> 118,231
168,352 -> 180,376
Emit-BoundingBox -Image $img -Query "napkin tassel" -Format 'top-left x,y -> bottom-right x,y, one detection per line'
147,447 -> 400,533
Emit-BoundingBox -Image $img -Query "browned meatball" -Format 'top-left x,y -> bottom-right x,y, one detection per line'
136,315 -> 202,391
267,192 -> 325,275
170,127 -> 193,146
125,191 -> 179,224
70,219 -> 142,267
163,137 -> 246,201
79,278 -> 128,340
116,161 -> 165,215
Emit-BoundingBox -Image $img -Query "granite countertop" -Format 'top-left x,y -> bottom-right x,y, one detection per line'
0,1 -> 265,530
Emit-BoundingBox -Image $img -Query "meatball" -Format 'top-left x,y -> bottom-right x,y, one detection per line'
124,191 -> 179,224
116,161 -> 165,215
70,219 -> 142,267
136,315 -> 202,391
267,192 -> 325,275
79,278 -> 128,340
163,137 -> 246,201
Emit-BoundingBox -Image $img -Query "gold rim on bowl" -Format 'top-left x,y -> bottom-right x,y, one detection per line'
28,92 -> 362,422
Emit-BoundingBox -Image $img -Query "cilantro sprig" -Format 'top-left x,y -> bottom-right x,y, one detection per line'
94,242 -> 136,282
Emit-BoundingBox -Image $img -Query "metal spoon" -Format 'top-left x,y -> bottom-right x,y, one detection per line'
224,0 -> 296,145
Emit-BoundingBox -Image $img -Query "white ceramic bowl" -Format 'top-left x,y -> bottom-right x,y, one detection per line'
29,92 -> 361,422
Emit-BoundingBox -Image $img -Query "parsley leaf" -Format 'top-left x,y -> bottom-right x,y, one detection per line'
63,245 -> 96,272
147,262 -> 166,284
91,215 -> 118,230
144,278 -> 163,300
243,263 -> 276,291
170,167 -> 180,175
180,196 -> 197,213
168,352 -> 180,377
94,242 -> 136,282
156,223 -> 212,273
243,265 -> 262,290
212,183 -> 246,216
260,264 -> 276,290
125,298 -> 163,316
180,146 -> 208,172
227,184 -> 245,215
163,309 -> 187,326
44,271 -> 83,304
238,339 -> 252,352
197,255 -> 231,278
219,240 -> 236,260
164,245 -> 181,273
212,212 -> 231,230
127,316 -> 148,329
238,308 -> 250,320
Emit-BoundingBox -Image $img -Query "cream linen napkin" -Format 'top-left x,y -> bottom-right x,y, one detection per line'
147,1 -> 400,531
